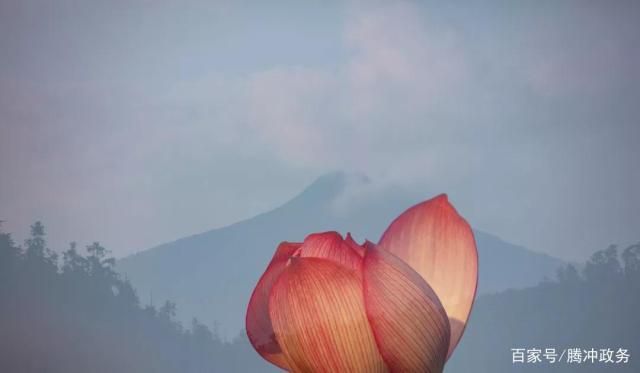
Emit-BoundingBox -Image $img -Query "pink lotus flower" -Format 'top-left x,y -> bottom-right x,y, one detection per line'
246,194 -> 478,372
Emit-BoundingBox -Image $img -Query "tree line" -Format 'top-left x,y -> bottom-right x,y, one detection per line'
447,242 -> 640,372
0,222 -> 274,373
2,220 -> 638,372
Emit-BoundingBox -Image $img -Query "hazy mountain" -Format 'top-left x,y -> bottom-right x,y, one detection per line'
117,172 -> 566,337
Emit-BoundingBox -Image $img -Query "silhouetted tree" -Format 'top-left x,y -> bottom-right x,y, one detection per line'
622,242 -> 640,287
583,244 -> 622,282
160,300 -> 178,319
86,241 -> 116,277
24,221 -> 57,266
0,228 -> 20,276
556,263 -> 581,284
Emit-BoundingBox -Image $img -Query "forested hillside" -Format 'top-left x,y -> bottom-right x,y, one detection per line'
447,244 -> 640,372
0,222 -> 274,373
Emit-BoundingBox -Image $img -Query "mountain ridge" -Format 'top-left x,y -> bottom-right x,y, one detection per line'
118,172 -> 566,337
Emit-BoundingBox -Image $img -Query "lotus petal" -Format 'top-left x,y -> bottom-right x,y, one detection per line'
246,242 -> 300,369
345,232 -> 366,257
363,245 -> 450,372
297,231 -> 363,273
377,194 -> 478,359
269,257 -> 387,373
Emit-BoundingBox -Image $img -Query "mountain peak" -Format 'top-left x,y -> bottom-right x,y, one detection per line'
288,171 -> 370,207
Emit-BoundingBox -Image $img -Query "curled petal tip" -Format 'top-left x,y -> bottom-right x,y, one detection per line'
345,232 -> 366,257
363,240 -> 376,250
435,193 -> 448,202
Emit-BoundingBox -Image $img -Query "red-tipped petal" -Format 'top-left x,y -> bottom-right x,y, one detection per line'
269,257 -> 387,373
377,194 -> 478,359
363,240 -> 376,251
363,246 -> 450,373
297,231 -> 363,273
345,232 -> 366,257
246,242 -> 300,369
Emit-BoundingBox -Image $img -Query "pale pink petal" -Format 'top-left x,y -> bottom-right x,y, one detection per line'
364,245 -> 450,372
297,231 -> 363,273
269,257 -> 387,373
246,242 -> 299,369
378,194 -> 478,359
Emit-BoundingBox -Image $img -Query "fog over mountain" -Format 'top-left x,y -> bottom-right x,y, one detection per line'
2,1 -> 638,262
118,172 -> 565,337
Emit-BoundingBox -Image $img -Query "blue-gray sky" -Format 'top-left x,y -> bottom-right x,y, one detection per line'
1,0 -> 638,261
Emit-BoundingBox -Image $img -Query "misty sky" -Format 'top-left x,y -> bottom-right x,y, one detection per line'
1,0 -> 638,261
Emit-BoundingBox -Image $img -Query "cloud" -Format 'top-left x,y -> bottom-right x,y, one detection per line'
205,2 -> 473,182
1,0 -> 638,261
517,1 -> 640,98
344,2 -> 468,112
